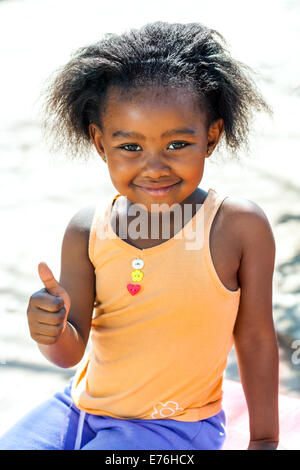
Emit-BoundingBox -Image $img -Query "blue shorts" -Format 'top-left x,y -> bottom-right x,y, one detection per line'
0,379 -> 226,450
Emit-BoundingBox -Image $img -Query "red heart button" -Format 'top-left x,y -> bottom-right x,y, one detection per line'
127,284 -> 141,295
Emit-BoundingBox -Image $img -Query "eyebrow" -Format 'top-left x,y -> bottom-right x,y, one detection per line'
111,127 -> 197,139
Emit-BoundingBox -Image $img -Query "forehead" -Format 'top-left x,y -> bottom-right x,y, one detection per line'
102,85 -> 208,128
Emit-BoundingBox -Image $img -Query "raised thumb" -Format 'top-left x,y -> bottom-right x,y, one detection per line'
38,261 -> 65,297
38,262 -> 71,328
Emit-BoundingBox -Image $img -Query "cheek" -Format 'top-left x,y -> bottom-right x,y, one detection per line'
108,162 -> 137,195
108,157 -> 133,178
182,156 -> 205,179
111,154 -> 138,172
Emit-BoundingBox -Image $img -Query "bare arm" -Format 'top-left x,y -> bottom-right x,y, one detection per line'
232,199 -> 279,450
38,206 -> 96,368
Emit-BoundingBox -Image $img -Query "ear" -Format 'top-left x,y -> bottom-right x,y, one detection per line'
206,118 -> 224,155
89,123 -> 106,162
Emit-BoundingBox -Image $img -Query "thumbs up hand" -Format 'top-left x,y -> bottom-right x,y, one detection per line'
27,262 -> 71,345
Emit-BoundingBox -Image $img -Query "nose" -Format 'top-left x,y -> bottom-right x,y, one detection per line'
140,152 -> 171,179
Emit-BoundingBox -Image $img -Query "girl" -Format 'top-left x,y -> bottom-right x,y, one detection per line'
0,21 -> 279,450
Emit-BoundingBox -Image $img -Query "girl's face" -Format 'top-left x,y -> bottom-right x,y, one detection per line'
89,86 -> 223,212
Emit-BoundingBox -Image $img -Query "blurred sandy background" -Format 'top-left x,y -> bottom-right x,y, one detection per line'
1,0 -> 299,436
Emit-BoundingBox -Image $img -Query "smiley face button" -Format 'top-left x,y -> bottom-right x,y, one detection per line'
131,269 -> 144,282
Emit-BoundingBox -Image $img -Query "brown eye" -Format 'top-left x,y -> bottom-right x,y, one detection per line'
168,141 -> 190,150
117,141 -> 190,152
119,144 -> 141,152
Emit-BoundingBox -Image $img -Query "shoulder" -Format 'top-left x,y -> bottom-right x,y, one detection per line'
66,205 -> 97,235
221,195 -> 270,222
221,195 -> 276,257
62,206 -> 97,262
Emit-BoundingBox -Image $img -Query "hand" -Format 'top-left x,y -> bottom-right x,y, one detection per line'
27,262 -> 71,345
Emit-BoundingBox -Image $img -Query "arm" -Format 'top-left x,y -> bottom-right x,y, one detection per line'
232,200 -> 279,450
38,206 -> 96,368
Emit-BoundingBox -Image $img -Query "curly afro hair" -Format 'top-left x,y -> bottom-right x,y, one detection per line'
39,21 -> 271,162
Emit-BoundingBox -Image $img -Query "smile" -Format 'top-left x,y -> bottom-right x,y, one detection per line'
134,182 -> 180,196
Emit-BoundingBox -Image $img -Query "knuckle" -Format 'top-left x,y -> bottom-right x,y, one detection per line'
57,307 -> 66,319
52,325 -> 61,336
28,297 -> 35,310
29,292 -> 38,301
49,323 -> 63,336
29,289 -> 47,308
30,331 -> 40,342
53,298 -> 64,311
30,289 -> 43,301
53,309 -> 66,324
27,307 -> 37,319
27,308 -> 36,322
58,320 -> 66,331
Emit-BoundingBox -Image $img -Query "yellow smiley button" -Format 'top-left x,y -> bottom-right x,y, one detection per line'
131,269 -> 144,282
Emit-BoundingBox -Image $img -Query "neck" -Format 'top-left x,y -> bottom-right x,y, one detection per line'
125,188 -> 206,238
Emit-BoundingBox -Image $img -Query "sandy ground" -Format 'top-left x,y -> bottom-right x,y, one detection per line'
1,0 -> 300,438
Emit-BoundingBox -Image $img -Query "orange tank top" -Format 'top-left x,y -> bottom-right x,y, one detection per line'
71,188 -> 241,421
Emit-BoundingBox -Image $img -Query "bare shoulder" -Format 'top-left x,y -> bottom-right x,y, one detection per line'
222,196 -> 270,229
60,205 -> 97,270
221,195 -> 276,256
66,205 -> 97,235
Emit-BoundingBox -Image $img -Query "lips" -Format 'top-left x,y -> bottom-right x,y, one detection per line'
135,181 -> 180,189
133,181 -> 181,197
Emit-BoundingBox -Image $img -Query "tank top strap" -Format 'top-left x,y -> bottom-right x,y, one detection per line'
203,188 -> 228,241
88,202 -> 107,266
89,194 -> 122,265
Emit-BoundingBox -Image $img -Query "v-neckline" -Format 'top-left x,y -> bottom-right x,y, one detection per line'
106,188 -> 214,256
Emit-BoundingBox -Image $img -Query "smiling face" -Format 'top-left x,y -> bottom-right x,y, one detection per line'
89,85 -> 224,212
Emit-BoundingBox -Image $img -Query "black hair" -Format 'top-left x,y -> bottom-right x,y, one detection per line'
39,21 -> 271,162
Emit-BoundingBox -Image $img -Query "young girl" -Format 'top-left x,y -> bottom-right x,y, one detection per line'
0,21 -> 279,450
